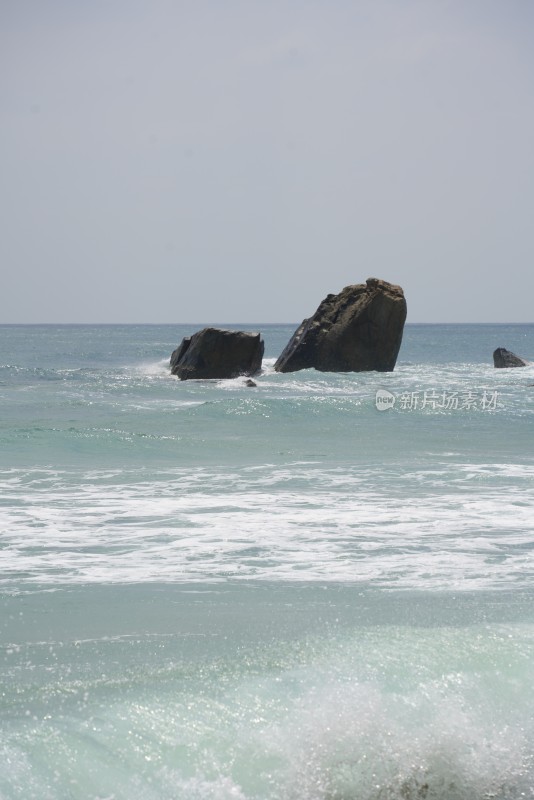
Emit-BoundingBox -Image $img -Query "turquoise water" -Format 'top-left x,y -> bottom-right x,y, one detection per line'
1,324 -> 533,799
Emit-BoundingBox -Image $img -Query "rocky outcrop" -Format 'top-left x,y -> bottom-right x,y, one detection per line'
274,278 -> 407,373
171,328 -> 264,380
493,347 -> 529,368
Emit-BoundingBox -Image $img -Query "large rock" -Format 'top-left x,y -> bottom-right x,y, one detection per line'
493,347 -> 529,368
170,327 -> 264,380
274,278 -> 407,373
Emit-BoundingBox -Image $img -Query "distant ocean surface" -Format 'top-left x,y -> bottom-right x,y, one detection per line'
1,323 -> 533,800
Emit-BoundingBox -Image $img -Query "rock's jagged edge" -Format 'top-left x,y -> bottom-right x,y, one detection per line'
274,278 -> 407,373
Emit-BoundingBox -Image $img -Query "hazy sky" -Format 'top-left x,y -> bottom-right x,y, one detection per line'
2,0 -> 533,323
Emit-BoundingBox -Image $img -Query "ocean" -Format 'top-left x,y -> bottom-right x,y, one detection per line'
1,322 -> 533,800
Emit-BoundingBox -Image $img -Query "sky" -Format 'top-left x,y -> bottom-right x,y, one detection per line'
1,0 -> 534,323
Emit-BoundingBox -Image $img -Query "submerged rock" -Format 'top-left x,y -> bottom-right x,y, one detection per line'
274,278 -> 407,373
493,347 -> 529,368
171,327 -> 264,380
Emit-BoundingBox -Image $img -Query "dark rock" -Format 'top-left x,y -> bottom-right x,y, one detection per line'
244,379 -> 257,387
274,278 -> 407,373
170,327 -> 264,380
493,347 -> 528,368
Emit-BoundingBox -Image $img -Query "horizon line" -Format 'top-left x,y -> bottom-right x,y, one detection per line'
0,321 -> 533,327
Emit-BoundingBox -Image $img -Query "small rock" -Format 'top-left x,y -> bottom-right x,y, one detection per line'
493,347 -> 529,368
